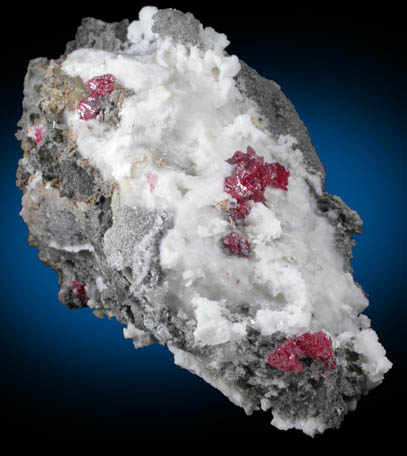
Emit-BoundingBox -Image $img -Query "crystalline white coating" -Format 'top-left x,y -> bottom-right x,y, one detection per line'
123,322 -> 154,348
338,329 -> 392,385
127,6 -> 160,54
49,241 -> 95,253
192,295 -> 247,346
95,276 -> 108,292
271,412 -> 327,437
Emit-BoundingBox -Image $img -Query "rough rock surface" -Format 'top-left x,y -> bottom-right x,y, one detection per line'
16,7 -> 391,436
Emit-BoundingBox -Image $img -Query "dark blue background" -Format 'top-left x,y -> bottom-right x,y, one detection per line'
1,2 -> 405,447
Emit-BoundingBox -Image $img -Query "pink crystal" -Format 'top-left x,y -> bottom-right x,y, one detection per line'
86,74 -> 116,97
71,280 -> 89,304
78,74 -> 116,121
226,147 -> 255,165
222,232 -> 251,257
265,162 -> 290,192
266,331 -> 336,373
224,146 -> 290,220
146,172 -> 158,193
34,127 -> 43,145
294,331 -> 336,364
267,339 -> 304,374
77,95 -> 100,120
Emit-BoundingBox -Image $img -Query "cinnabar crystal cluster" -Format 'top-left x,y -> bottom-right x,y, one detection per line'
225,146 -> 289,202
77,74 -> 116,120
266,331 -> 337,373
221,146 -> 289,257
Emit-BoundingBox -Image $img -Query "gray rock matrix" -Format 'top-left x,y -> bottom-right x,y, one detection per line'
16,8 -> 373,434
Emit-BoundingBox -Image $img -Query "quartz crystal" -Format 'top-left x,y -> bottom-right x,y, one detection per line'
16,6 -> 392,436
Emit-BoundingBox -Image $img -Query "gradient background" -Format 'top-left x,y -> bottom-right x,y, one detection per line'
1,1 -> 405,447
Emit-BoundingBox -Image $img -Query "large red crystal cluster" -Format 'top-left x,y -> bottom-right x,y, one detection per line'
266,331 -> 337,373
221,146 -> 289,257
77,74 -> 116,120
225,146 -> 289,207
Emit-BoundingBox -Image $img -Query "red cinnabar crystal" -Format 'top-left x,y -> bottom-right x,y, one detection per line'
222,232 -> 251,257
77,96 -> 100,121
267,338 -> 304,374
86,74 -> 116,97
34,127 -> 43,145
146,171 -> 158,193
266,331 -> 336,373
224,146 -> 289,220
266,162 -> 290,192
77,74 -> 116,120
71,280 -> 89,304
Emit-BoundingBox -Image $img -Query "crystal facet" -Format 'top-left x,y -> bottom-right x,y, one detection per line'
224,146 -> 290,217
77,74 -> 116,120
266,332 -> 337,373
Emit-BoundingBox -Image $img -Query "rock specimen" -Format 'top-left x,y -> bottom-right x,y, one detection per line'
16,6 -> 392,436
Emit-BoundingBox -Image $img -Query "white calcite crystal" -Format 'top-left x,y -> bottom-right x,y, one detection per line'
16,7 -> 391,436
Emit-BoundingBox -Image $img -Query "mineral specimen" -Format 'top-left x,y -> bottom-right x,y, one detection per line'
16,6 -> 392,436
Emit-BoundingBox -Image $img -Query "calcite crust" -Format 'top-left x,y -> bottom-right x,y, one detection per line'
16,7 -> 391,436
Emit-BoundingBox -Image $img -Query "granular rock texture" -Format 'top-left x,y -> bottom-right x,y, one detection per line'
16,6 -> 391,436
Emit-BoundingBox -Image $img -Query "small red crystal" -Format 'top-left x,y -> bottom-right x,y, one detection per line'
77,95 -> 101,120
146,172 -> 158,194
266,331 -> 336,373
34,127 -> 43,145
71,280 -> 89,304
265,162 -> 290,192
224,146 -> 290,220
222,232 -> 251,257
86,74 -> 116,97
78,74 -> 116,121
